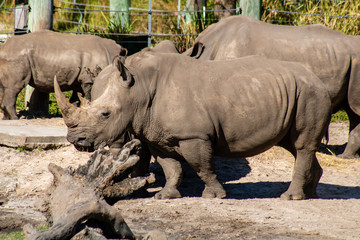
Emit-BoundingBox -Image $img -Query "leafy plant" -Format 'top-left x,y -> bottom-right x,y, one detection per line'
80,11 -> 134,43
331,110 -> 349,122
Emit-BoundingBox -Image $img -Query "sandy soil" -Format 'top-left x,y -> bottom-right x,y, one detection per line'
0,119 -> 359,239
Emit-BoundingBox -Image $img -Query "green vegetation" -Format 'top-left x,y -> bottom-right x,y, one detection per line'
53,0 -> 216,52
0,231 -> 25,240
262,0 -> 360,35
14,89 -> 71,117
331,110 -> 349,122
0,225 -> 49,240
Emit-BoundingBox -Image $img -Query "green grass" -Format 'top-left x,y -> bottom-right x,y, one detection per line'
0,225 -> 49,240
262,0 -> 360,35
0,231 -> 25,240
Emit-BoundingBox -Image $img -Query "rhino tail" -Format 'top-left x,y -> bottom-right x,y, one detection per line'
322,126 -> 329,145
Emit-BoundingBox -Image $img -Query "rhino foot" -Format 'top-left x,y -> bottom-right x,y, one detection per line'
202,185 -> 226,199
280,190 -> 306,200
2,113 -> 18,120
154,188 -> 181,199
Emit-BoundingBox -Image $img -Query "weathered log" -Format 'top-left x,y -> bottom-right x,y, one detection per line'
25,199 -> 134,240
25,139 -> 155,240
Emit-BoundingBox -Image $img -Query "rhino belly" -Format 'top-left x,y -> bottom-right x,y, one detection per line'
213,112 -> 293,158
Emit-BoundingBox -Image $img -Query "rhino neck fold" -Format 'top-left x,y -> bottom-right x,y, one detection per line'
126,69 -> 157,141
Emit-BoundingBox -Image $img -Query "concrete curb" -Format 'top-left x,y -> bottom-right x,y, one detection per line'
0,120 -> 69,149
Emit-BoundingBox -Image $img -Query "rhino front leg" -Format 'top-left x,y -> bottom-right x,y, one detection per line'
179,139 -> 226,199
281,149 -> 322,200
154,155 -> 182,199
1,88 -> 19,120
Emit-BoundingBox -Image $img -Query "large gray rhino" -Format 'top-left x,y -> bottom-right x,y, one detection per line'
55,50 -> 331,200
187,15 -> 360,159
0,30 -> 125,120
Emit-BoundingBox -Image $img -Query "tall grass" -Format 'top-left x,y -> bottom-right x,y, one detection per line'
0,0 -> 15,35
53,0 -> 216,51
262,0 -> 360,35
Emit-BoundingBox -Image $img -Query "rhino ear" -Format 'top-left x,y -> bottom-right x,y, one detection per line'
113,56 -> 134,88
119,48 -> 128,57
188,41 -> 204,59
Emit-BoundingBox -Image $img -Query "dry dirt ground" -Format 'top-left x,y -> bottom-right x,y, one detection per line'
0,118 -> 359,239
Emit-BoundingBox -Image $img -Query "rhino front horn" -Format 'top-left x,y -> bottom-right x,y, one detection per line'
54,76 -> 81,127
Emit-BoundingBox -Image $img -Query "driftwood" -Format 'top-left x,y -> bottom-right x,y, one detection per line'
25,139 -> 155,240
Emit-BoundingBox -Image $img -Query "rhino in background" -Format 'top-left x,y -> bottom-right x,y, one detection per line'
0,30 -> 126,120
151,40 -> 180,54
187,15 -> 360,159
55,50 -> 331,200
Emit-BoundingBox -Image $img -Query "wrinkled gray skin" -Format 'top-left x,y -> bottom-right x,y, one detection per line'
151,40 -> 179,54
187,15 -> 360,159
55,51 -> 332,200
0,30 -> 125,120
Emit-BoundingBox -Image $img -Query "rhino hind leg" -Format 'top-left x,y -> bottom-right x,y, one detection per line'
339,125 -> 360,159
339,108 -> 360,159
179,139 -> 226,199
280,149 -> 322,200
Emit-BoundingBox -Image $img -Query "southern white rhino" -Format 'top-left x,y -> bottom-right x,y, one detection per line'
187,15 -> 360,159
55,50 -> 332,200
0,30 -> 125,120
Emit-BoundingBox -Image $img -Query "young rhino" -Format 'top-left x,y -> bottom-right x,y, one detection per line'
55,51 -> 332,200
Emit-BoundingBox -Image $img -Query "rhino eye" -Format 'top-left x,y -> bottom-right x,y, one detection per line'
100,110 -> 110,118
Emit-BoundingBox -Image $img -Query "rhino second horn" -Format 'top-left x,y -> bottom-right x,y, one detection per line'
77,92 -> 90,107
54,76 -> 81,127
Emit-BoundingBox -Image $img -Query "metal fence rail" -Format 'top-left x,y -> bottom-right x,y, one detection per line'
51,1 -> 236,49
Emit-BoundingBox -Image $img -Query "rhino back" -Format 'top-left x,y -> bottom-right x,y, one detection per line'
194,16 -> 352,106
132,53 -> 324,157
0,31 -> 122,92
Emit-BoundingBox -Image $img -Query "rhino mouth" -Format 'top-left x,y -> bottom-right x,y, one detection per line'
74,138 -> 95,152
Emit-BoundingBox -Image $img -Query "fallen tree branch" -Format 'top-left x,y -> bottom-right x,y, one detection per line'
25,139 -> 155,240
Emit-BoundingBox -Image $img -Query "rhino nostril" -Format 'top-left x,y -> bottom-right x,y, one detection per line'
77,138 -> 92,147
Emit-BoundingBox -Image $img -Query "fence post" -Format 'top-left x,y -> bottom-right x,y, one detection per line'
110,0 -> 130,27
148,0 -> 152,48
15,0 -> 29,35
239,0 -> 262,20
25,0 -> 53,116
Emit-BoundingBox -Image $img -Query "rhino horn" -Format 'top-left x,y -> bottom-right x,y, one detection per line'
54,76 -> 81,127
77,92 -> 90,107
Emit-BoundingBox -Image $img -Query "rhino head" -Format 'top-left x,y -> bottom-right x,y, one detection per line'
55,56 -> 135,152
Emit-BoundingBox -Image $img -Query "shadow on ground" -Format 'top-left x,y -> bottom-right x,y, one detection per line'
147,156 -> 360,200
318,143 -> 347,156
